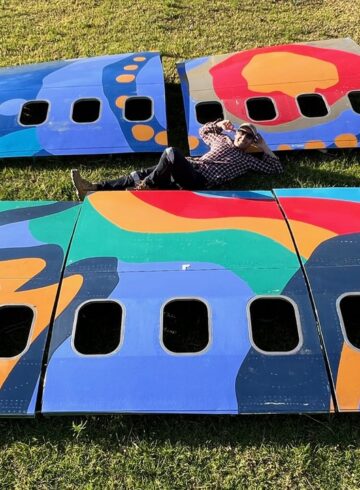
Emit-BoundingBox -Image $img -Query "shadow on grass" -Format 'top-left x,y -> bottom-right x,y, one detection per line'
1,412 -> 360,450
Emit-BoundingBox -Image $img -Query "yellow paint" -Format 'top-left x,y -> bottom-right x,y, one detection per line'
131,124 -> 155,141
0,274 -> 83,388
334,133 -> 358,148
336,343 -> 360,411
287,219 -> 336,258
304,140 -> 326,149
242,52 -> 339,97
116,74 -> 135,83
89,192 -> 296,253
277,144 -> 292,151
133,56 -> 146,62
188,135 -> 200,150
115,95 -> 128,108
124,64 -> 139,71
155,131 -> 168,146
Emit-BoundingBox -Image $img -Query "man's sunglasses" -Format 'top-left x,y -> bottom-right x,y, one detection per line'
237,130 -> 255,141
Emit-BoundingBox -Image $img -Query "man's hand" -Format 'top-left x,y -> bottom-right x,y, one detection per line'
216,119 -> 235,131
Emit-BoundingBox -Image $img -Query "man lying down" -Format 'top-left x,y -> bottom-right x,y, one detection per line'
71,119 -> 283,200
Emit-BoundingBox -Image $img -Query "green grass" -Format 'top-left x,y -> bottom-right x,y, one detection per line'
1,0 -> 360,487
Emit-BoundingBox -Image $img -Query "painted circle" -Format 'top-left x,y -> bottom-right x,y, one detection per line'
116,74 -> 135,83
188,136 -> 200,150
277,144 -> 292,151
133,56 -> 146,62
124,64 -> 139,71
304,140 -> 326,149
334,133 -> 358,148
155,131 -> 168,146
115,96 -> 128,108
132,124 -> 155,141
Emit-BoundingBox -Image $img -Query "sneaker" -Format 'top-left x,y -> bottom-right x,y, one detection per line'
71,169 -> 97,201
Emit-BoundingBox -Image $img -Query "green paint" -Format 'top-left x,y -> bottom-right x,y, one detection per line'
67,200 -> 301,293
29,205 -> 80,253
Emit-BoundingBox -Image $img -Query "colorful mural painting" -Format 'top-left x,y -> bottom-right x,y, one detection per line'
0,201 -> 80,416
3,189 -> 360,416
177,38 -> 360,155
0,52 -> 167,158
42,191 -> 332,415
275,188 -> 360,412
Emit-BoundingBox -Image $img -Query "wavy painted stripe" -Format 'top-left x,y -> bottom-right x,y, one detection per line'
88,192 -> 296,253
279,197 -> 360,235
134,191 -> 282,219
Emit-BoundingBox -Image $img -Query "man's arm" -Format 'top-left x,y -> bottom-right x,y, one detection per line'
247,135 -> 283,174
199,119 -> 234,146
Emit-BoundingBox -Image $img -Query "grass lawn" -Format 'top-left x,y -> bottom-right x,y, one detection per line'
1,0 -> 360,487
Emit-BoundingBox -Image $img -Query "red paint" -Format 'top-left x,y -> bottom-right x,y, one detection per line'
280,197 -> 360,234
210,44 -> 360,125
133,191 -> 283,220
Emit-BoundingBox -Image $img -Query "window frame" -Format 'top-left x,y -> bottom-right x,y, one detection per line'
347,90 -> 360,115
194,101 -> 225,125
295,92 -> 330,119
123,96 -> 154,122
71,299 -> 126,357
70,97 -> 102,125
0,303 -> 36,360
336,292 -> 360,351
246,295 -> 303,356
18,100 -> 50,127
160,296 -> 212,356
245,96 -> 278,122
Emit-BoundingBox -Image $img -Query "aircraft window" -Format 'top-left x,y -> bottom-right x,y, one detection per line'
19,101 -> 49,125
72,99 -> 101,123
124,97 -> 153,121
338,295 -> 360,349
246,97 -> 277,121
0,305 -> 34,358
195,102 -> 224,124
297,94 -> 328,117
73,301 -> 123,355
348,91 -> 360,114
249,297 -> 301,353
162,299 -> 209,353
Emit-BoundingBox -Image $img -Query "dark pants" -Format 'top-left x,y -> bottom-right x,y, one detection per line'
97,147 -> 206,190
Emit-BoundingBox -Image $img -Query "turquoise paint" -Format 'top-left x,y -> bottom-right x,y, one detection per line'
29,205 -> 80,252
0,128 -> 42,156
67,200 -> 300,294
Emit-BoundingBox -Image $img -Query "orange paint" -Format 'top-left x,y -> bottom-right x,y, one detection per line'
242,52 -> 339,97
188,136 -> 199,150
304,140 -> 326,149
0,274 -> 83,388
88,192 -> 297,253
133,56 -> 146,62
287,219 -> 336,258
131,124 -> 155,141
124,64 -> 138,71
336,342 -> 360,411
116,74 -> 135,83
154,131 -> 168,146
277,144 -> 292,151
115,95 -> 128,109
334,133 -> 358,148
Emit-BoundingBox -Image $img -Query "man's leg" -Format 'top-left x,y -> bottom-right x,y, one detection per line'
71,167 -> 156,200
145,148 -> 206,189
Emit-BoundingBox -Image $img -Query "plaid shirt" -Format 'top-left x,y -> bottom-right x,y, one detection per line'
187,121 -> 283,186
